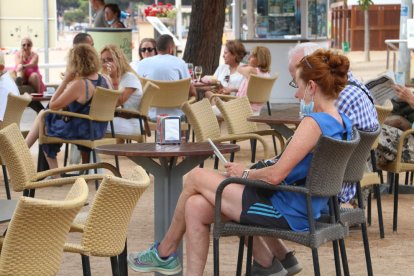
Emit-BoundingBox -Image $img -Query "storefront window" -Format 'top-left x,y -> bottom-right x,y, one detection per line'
308,0 -> 328,37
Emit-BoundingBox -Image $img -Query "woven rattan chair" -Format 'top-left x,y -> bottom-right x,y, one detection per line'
64,167 -> 150,276
0,123 -> 120,197
0,93 -> 32,199
181,98 -> 271,167
38,86 -> 122,173
213,132 -> 360,276
216,96 -> 285,162
110,81 -> 160,143
0,178 -> 88,275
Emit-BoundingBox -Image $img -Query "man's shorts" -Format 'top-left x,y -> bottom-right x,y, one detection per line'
240,186 -> 290,230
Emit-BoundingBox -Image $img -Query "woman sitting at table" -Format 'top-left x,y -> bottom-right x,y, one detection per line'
100,44 -> 143,136
14,37 -> 46,94
128,49 -> 353,276
201,40 -> 246,99
212,46 -> 271,116
25,44 -> 112,173
130,38 -> 158,74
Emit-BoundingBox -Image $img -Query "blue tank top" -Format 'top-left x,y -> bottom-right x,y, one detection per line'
270,112 -> 353,231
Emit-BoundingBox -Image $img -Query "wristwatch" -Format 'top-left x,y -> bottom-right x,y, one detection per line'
242,169 -> 250,179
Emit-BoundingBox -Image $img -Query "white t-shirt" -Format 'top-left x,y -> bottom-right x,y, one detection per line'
0,71 -> 20,121
130,60 -> 140,76
214,64 -> 244,91
135,54 -> 191,120
107,72 -> 143,135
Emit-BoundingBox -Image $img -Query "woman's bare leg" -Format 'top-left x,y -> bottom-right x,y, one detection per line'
25,109 -> 44,148
28,73 -> 41,94
45,155 -> 58,170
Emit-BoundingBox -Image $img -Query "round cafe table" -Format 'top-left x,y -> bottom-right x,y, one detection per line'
96,142 -> 239,275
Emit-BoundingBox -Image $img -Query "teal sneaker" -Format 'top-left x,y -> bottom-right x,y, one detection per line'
127,242 -> 182,275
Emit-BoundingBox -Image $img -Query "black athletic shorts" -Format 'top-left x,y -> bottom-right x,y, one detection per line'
240,186 -> 291,230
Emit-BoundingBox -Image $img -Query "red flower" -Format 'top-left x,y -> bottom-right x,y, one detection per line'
158,2 -> 163,6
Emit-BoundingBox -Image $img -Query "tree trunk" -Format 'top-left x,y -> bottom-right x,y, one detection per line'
183,0 -> 226,75
364,9 -> 370,61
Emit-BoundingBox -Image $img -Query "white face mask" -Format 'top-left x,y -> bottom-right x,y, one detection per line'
106,19 -> 115,25
299,85 -> 314,118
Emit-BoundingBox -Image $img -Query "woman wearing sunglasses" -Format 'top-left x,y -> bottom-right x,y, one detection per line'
14,37 -> 45,94
101,44 -> 143,136
130,38 -> 158,74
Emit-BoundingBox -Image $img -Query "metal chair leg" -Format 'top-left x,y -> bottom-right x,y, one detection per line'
2,165 -> 11,199
250,139 -> 257,163
367,191 -> 372,226
393,173 -> 399,232
81,255 -> 92,276
213,238 -> 220,276
236,237 -> 245,276
338,239 -> 350,276
246,236 -> 253,276
119,241 -> 128,276
110,256 -> 120,276
374,184 -> 385,238
357,183 -> 373,276
332,240 -> 342,276
311,248 -> 321,276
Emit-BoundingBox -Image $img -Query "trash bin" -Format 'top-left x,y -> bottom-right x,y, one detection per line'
86,28 -> 132,61
342,41 -> 350,53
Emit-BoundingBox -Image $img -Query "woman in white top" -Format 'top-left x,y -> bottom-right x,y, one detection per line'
202,40 -> 246,99
101,44 -> 143,135
130,38 -> 158,74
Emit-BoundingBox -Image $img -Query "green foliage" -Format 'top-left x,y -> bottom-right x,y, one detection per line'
358,0 -> 374,10
64,8 -> 87,24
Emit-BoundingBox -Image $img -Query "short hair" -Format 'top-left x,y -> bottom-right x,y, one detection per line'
67,44 -> 101,77
73,33 -> 93,45
104,3 -> 121,19
288,42 -> 321,65
250,46 -> 271,73
297,49 -> 350,99
156,34 -> 174,52
225,40 -> 246,63
100,44 -> 137,77
139,38 -> 157,59
20,37 -> 33,47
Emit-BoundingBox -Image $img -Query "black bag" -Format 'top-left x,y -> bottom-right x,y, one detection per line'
391,98 -> 414,117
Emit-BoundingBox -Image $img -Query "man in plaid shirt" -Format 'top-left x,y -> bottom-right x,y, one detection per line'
288,43 -> 379,203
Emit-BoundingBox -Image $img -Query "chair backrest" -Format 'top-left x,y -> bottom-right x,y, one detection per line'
0,178 -> 88,275
137,81 -> 160,117
343,127 -> 381,183
216,96 -> 258,134
181,98 -> 221,142
141,77 -> 191,108
0,93 -> 32,129
246,74 -> 278,104
371,101 -> 392,149
0,124 -> 37,192
89,86 -> 122,122
306,130 -> 360,196
80,167 -> 149,256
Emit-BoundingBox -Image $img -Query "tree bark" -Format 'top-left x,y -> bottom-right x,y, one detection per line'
183,0 -> 227,75
364,9 -> 370,61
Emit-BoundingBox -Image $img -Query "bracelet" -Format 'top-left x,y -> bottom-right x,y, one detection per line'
242,169 -> 250,179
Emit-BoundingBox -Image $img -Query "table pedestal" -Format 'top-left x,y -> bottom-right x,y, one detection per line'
129,155 -> 209,276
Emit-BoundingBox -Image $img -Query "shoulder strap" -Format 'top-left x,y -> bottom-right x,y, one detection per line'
347,81 -> 374,105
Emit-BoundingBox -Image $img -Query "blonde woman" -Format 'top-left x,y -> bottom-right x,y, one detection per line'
100,44 -> 143,135
14,37 -> 45,94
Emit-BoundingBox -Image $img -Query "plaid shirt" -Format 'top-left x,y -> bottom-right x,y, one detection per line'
337,72 -> 379,203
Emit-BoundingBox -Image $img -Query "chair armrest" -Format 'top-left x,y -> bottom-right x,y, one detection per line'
212,133 -> 271,159
188,96 -> 197,104
395,128 -> 414,163
114,108 -> 151,136
34,162 -> 121,180
214,177 -> 309,226
211,94 -> 237,102
43,109 -> 91,120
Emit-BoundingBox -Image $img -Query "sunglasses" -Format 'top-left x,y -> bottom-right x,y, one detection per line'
22,44 -> 32,47
140,47 -> 155,53
101,57 -> 114,63
289,79 -> 298,89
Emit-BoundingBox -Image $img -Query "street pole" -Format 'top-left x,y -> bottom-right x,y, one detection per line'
43,0 -> 49,83
398,0 -> 412,84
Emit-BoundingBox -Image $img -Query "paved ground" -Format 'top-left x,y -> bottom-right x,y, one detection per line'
3,50 -> 414,275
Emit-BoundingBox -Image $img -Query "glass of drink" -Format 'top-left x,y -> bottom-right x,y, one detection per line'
194,65 -> 203,82
187,63 -> 194,79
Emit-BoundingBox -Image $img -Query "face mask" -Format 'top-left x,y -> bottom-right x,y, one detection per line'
299,86 -> 314,118
106,19 -> 115,25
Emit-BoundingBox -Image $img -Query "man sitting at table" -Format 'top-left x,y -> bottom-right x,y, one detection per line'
0,52 -> 20,122
134,34 -> 196,121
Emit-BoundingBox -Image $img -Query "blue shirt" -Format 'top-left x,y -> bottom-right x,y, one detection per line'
271,112 -> 353,231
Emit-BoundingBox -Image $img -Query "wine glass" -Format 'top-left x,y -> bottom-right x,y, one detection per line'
194,65 -> 203,82
187,63 -> 194,79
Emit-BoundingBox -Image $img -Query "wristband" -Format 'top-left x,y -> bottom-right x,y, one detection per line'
242,169 -> 250,179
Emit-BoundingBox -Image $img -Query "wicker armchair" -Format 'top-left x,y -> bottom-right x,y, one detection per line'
181,98 -> 271,167
0,178 -> 88,275
64,167 -> 150,276
38,86 -> 122,173
216,96 -> 285,162
0,124 -> 120,197
0,93 -> 32,199
213,132 -> 360,276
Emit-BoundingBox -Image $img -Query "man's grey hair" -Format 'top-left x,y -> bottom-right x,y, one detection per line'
287,42 -> 323,64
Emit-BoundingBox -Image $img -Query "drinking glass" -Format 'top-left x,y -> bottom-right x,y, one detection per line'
187,63 -> 194,79
194,65 -> 203,82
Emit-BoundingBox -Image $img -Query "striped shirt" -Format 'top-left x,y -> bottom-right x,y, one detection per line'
337,72 -> 379,203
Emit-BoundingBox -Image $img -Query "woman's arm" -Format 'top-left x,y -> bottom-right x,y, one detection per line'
238,65 -> 257,78
23,52 -> 39,69
117,87 -> 135,106
225,117 -> 322,185
393,85 -> 414,108
49,79 -> 83,110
